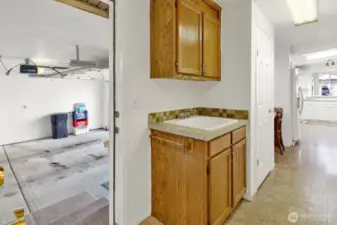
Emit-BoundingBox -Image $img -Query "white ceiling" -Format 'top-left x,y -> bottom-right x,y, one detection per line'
256,0 -> 337,54
0,0 -> 110,66
256,0 -> 337,25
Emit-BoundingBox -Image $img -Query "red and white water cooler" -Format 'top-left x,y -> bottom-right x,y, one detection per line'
72,103 -> 89,135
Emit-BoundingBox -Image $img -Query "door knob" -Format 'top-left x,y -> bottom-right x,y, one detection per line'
0,166 -> 4,188
11,208 -> 25,225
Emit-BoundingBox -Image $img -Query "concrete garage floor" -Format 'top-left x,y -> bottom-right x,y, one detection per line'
0,130 -> 109,225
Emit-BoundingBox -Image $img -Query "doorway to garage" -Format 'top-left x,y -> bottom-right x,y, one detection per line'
0,1 -> 113,224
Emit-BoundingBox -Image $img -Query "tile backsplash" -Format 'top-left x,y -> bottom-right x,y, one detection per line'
148,108 -> 198,124
149,107 -> 249,124
198,107 -> 249,120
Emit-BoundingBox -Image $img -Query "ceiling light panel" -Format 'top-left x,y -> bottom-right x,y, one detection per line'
304,49 -> 337,61
287,0 -> 318,26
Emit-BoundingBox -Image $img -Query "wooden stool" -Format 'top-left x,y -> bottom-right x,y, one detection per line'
274,108 -> 285,155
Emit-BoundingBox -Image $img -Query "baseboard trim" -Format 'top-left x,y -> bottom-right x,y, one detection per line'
243,192 -> 255,202
139,216 -> 163,225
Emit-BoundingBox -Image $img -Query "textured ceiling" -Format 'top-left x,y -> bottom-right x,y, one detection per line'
0,0 -> 110,66
256,0 -> 337,25
256,0 -> 337,53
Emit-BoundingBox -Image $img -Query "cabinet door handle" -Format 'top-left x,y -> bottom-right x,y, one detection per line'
0,167 -> 4,188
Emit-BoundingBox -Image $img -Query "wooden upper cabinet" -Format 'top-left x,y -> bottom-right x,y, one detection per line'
209,149 -> 232,225
232,139 -> 247,208
203,14 -> 221,78
177,1 -> 203,75
150,0 -> 221,81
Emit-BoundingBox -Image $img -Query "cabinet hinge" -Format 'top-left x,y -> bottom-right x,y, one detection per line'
175,61 -> 178,68
207,166 -> 210,174
175,0 -> 177,8
257,159 -> 259,166
257,50 -> 259,56
114,127 -> 120,134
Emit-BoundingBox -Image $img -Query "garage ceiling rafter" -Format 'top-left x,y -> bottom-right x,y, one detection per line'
55,0 -> 109,18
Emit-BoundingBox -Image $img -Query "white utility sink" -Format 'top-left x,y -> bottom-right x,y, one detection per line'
164,116 -> 238,131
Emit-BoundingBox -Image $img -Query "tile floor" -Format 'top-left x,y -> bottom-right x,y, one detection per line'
225,123 -> 337,225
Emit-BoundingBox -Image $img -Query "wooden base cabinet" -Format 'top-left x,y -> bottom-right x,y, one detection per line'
150,126 -> 247,225
209,149 -> 232,225
232,140 -> 247,208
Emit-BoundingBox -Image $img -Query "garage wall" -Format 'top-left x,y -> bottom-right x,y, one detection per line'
0,68 -> 107,145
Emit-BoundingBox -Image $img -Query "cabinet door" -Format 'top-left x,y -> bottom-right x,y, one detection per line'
177,1 -> 203,75
203,14 -> 220,78
151,133 -> 207,225
209,149 -> 232,225
232,139 -> 246,208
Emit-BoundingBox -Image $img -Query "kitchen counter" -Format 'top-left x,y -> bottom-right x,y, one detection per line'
149,119 -> 248,141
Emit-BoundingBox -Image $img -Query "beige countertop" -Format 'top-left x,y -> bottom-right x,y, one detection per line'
149,119 -> 248,141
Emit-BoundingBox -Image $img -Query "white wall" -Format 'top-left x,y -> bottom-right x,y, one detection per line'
115,1 -> 209,223
297,75 -> 314,98
204,0 -> 258,201
202,0 -> 252,110
274,42 -> 293,147
115,0 -> 272,224
0,65 -> 107,145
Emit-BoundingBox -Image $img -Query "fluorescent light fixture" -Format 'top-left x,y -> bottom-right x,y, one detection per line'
287,0 -> 318,26
304,49 -> 337,61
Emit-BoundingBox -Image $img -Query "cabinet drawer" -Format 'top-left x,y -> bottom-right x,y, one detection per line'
232,127 -> 246,144
209,133 -> 231,157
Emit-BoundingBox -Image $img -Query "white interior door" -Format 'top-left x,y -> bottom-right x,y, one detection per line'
256,25 -> 274,188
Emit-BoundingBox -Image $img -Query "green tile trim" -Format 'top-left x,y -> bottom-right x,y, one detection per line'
149,107 -> 249,124
148,108 -> 198,124
197,107 -> 249,120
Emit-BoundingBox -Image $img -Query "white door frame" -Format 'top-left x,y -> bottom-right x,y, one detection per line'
291,66 -> 303,144
108,1 -> 116,225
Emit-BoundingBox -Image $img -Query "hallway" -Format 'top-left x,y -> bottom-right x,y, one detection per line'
226,123 -> 337,225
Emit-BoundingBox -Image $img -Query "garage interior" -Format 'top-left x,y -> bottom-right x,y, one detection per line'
0,0 -> 111,224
